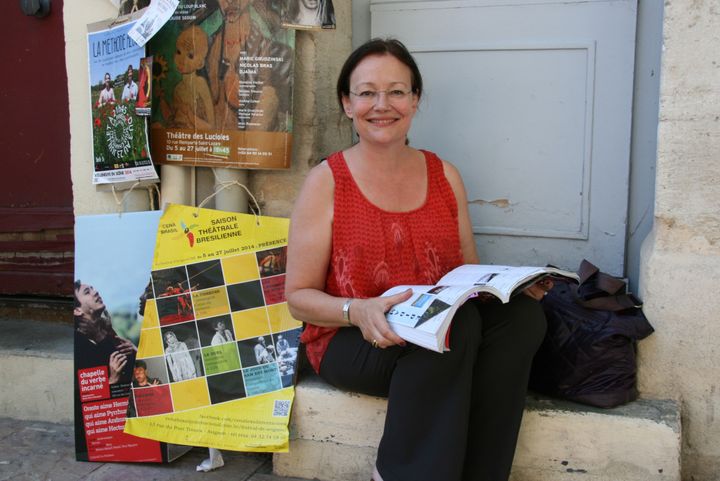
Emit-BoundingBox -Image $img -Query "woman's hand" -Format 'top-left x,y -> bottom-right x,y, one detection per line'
522,278 -> 554,301
350,289 -> 413,349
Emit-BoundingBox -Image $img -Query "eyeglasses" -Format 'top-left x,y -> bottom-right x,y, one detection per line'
349,89 -> 414,103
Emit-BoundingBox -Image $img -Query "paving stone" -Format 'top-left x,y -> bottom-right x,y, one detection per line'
0,418 -> 298,481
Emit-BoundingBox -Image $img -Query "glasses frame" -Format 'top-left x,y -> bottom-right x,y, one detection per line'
348,89 -> 415,104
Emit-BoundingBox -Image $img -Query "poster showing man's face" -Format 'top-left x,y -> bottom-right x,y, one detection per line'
133,361 -> 153,386
74,283 -> 106,319
132,357 -> 169,386
74,211 -> 163,345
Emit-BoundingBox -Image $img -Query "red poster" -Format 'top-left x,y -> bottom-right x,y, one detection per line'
81,398 -> 163,462
74,211 -> 190,463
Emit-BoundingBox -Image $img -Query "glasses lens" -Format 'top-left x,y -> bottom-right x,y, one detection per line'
352,90 -> 411,103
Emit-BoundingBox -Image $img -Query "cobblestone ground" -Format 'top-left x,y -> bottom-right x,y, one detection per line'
0,417 -> 310,481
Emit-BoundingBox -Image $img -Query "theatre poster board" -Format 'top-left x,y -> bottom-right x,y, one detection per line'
74,211 -> 189,462
124,204 -> 302,451
87,15 -> 159,186
148,0 -> 295,170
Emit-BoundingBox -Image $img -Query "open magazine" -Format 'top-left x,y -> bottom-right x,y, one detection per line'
383,264 -> 579,353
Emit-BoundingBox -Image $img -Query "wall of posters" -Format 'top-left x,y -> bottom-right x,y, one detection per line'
87,16 -> 159,185
148,0 -> 295,170
73,211 -> 188,463
124,204 -> 302,451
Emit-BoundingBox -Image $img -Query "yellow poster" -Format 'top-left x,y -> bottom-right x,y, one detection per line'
124,204 -> 301,451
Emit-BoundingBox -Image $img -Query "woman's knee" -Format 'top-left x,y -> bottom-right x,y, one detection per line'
509,295 -> 547,351
447,301 -> 483,351
480,295 -> 547,355
510,292 -> 545,320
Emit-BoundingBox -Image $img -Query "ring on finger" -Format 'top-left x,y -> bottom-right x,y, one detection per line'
371,339 -> 379,348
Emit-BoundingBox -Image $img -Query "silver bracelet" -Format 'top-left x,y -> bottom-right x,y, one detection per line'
342,298 -> 353,326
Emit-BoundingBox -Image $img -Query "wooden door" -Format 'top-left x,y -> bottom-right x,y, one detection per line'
0,1 -> 74,296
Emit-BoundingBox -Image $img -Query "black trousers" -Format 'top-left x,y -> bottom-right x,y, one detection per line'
319,295 -> 546,481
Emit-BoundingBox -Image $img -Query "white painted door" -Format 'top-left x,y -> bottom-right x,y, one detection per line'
371,0 -> 637,276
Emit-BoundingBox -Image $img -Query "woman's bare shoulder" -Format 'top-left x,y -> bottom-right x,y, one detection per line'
298,160 -> 334,202
291,159 -> 336,222
438,158 -> 464,188
437,157 -> 459,175
308,159 -> 333,182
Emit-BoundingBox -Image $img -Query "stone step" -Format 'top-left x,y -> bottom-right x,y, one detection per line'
273,374 -> 681,481
0,318 -> 682,481
0,318 -> 74,423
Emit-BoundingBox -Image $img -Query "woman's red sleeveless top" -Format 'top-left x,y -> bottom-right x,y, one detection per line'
300,150 -> 464,373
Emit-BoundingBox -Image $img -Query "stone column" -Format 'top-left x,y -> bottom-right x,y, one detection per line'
638,2 -> 720,479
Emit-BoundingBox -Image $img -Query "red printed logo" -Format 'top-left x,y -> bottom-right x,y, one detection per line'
78,366 -> 110,402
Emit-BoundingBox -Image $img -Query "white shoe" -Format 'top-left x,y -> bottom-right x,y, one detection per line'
196,448 -> 225,472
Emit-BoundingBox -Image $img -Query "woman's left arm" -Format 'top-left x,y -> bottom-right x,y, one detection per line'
442,160 -> 480,264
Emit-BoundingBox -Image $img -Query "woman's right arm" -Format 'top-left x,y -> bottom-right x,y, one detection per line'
285,162 -> 347,327
285,162 -> 410,346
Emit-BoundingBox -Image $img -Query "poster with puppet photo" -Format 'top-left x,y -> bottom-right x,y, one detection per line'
147,0 -> 295,170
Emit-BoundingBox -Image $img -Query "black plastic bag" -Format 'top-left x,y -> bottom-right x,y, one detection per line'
529,260 -> 654,408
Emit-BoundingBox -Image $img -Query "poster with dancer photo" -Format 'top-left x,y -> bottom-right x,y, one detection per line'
73,210 -> 190,463
147,0 -> 295,170
124,204 -> 302,451
87,14 -> 159,185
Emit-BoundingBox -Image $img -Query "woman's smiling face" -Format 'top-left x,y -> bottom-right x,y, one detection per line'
342,54 -> 419,147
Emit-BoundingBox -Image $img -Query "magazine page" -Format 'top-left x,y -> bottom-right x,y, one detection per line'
388,302 -> 454,353
437,265 -> 548,298
384,285 -> 477,329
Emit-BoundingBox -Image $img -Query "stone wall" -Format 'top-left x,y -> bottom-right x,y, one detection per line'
638,1 -> 720,479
